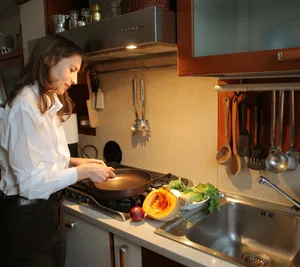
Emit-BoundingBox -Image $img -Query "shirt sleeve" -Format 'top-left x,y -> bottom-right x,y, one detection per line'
6,108 -> 77,200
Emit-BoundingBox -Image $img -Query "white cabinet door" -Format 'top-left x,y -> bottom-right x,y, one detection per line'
64,212 -> 112,267
114,235 -> 142,267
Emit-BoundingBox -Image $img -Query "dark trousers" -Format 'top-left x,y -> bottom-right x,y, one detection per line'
0,192 -> 66,267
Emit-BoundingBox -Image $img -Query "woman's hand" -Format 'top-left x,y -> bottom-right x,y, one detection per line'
70,157 -> 106,167
76,163 -> 116,184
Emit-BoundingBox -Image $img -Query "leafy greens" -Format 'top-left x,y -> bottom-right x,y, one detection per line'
167,179 -> 220,213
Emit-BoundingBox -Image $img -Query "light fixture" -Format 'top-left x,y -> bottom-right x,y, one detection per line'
126,44 -> 137,49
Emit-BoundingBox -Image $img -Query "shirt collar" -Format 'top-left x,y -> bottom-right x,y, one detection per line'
45,94 -> 63,117
31,82 -> 63,117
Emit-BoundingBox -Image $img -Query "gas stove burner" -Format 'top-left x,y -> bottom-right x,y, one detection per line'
96,195 -> 146,213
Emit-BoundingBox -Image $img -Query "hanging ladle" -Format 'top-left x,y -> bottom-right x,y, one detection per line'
286,90 -> 299,171
139,79 -> 149,132
131,78 -> 140,135
216,96 -> 232,165
265,91 -> 289,173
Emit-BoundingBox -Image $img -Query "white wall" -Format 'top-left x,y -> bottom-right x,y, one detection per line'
20,0 -> 45,64
0,14 -> 21,49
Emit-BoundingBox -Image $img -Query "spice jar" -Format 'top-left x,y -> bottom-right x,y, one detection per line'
81,8 -> 91,25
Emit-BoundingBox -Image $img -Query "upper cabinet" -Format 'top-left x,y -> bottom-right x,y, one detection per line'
177,0 -> 300,77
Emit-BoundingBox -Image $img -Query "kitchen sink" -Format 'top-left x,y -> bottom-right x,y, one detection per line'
155,193 -> 300,267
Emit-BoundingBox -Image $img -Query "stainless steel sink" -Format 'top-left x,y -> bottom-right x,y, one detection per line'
155,193 -> 300,267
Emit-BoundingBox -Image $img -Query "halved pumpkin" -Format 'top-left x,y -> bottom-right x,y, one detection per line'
142,187 -> 180,221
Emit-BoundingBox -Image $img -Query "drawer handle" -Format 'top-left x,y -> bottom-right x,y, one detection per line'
278,50 -> 300,61
65,221 -> 76,229
119,245 -> 129,267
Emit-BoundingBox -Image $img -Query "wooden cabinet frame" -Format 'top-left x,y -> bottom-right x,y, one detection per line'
177,0 -> 300,77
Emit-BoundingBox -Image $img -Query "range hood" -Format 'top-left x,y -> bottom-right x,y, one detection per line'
29,7 -> 177,62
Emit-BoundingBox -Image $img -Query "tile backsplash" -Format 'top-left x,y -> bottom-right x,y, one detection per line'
78,60 -> 300,207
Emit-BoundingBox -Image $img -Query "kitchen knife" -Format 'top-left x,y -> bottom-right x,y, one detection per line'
90,72 -> 99,108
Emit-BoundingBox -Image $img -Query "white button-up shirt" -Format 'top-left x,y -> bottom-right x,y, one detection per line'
0,84 -> 77,199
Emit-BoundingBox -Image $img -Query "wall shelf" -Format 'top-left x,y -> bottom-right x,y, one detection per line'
0,50 -> 23,62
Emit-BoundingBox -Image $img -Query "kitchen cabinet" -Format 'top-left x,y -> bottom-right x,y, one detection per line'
142,247 -> 186,267
113,235 -> 142,267
114,237 -> 185,267
64,210 -> 188,267
64,212 -> 112,267
178,0 -> 300,77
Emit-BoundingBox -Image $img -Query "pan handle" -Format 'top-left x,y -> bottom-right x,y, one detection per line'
119,245 -> 128,267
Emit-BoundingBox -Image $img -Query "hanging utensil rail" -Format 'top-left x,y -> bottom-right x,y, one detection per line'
94,63 -> 177,74
215,82 -> 300,92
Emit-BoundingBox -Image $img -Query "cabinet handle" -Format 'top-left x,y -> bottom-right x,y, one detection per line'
119,245 -> 128,267
65,221 -> 76,229
277,50 -> 300,61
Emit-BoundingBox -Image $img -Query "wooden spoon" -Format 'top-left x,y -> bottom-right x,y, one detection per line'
216,96 -> 232,165
227,96 -> 242,175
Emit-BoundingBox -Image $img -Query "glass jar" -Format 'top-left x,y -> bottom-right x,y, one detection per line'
81,8 -> 91,25
69,10 -> 79,29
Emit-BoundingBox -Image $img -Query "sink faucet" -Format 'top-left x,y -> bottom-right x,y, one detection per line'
258,176 -> 300,210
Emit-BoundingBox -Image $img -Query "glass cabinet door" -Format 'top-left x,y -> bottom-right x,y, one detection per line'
193,0 -> 300,57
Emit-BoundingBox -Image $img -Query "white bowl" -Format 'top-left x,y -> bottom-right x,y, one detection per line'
180,197 -> 210,211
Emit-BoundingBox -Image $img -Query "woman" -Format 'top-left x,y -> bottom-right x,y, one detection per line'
0,35 -> 115,267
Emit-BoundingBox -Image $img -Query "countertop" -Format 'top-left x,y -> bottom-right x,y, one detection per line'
63,200 -> 238,267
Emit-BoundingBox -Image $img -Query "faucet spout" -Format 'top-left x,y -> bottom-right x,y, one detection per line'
258,176 -> 300,210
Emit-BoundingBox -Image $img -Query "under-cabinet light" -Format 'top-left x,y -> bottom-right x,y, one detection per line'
126,44 -> 137,49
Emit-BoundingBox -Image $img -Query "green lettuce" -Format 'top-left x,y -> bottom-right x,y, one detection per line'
167,178 -> 186,192
167,179 -> 220,213
181,190 -> 205,204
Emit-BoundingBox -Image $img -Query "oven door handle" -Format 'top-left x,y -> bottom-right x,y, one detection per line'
119,245 -> 128,267
65,221 -> 76,229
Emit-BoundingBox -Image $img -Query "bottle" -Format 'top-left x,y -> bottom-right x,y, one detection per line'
91,3 -> 101,22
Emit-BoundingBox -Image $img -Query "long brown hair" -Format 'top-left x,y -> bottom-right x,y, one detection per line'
8,34 -> 86,120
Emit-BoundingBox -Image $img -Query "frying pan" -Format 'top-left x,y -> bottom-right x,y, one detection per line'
90,168 -> 152,200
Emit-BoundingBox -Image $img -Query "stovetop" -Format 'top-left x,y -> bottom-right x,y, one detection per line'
63,162 -> 190,221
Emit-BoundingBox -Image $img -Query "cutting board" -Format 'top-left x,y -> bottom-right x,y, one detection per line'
86,70 -> 100,128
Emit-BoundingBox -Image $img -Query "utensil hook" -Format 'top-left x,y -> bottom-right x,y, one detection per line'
234,91 -> 243,97
132,68 -> 136,79
139,67 -> 143,78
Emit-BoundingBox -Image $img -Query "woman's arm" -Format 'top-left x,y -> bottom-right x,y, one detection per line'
69,157 -> 107,167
